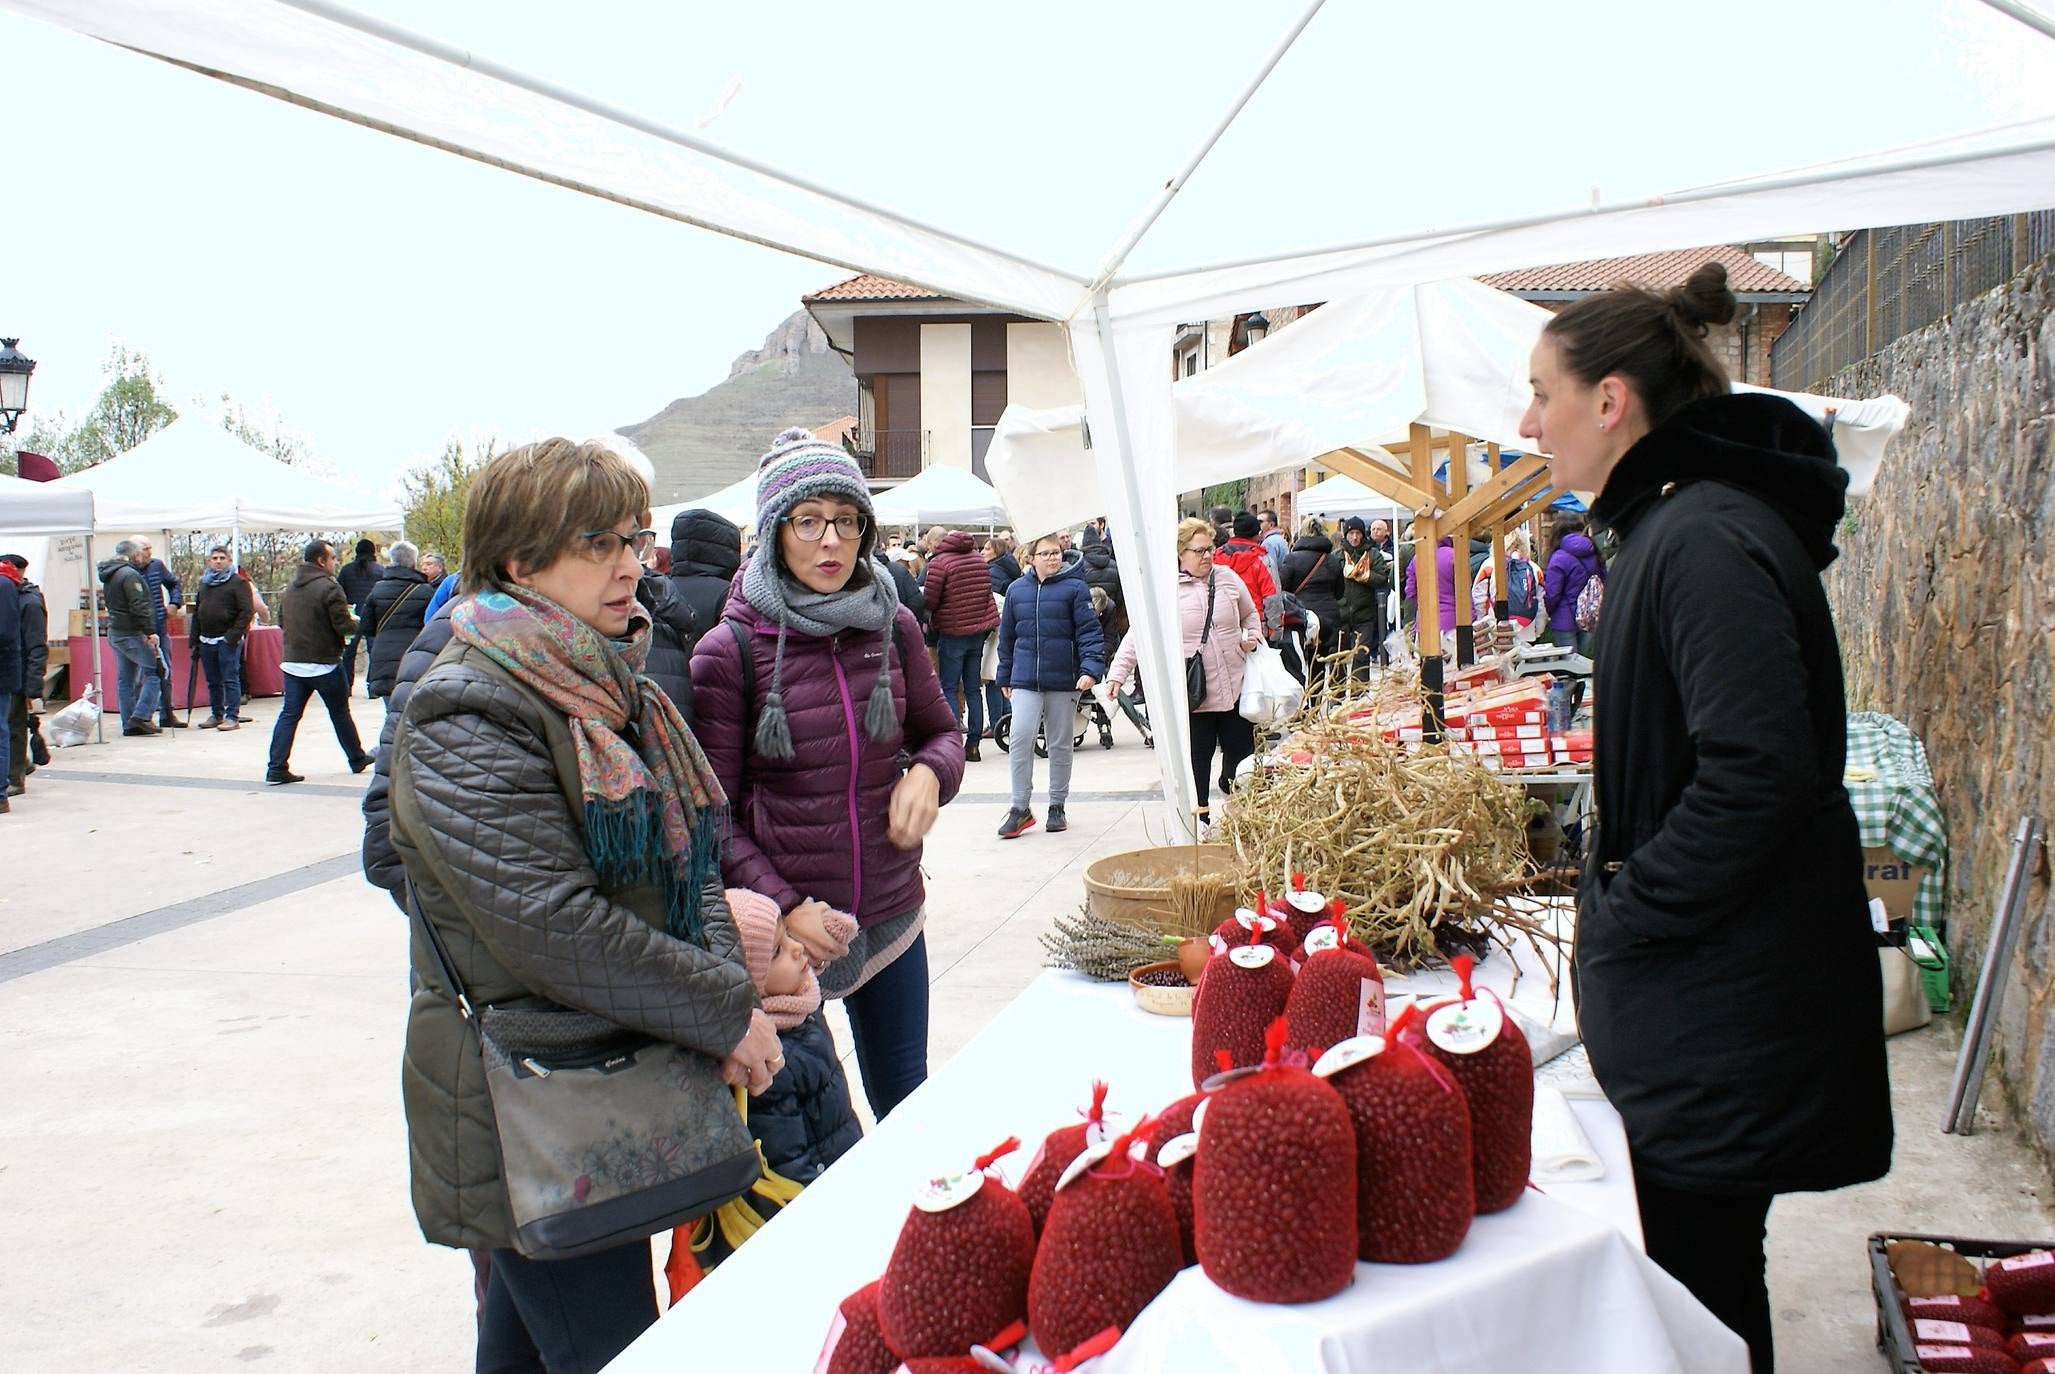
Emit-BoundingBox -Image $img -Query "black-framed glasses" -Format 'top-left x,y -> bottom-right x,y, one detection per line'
576,527 -> 658,563
782,513 -> 868,542
1183,542 -> 1214,555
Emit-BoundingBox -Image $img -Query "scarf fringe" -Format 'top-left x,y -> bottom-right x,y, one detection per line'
584,795 -> 727,943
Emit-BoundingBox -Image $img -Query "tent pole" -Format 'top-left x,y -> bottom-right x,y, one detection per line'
1972,0 -> 2055,44
1087,0 -> 1329,289
87,533 -> 105,745
1088,296 -> 1198,838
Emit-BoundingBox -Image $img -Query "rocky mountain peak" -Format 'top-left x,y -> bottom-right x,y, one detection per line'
728,310 -> 832,379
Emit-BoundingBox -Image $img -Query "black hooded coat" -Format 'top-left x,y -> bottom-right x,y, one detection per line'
1575,393 -> 1891,1197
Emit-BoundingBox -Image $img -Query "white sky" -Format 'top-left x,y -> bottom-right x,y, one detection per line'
5,0 -> 2052,501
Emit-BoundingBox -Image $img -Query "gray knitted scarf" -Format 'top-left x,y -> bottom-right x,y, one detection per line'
741,547 -> 902,760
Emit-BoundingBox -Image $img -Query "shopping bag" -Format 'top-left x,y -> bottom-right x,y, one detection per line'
1238,643 -> 1303,730
46,687 -> 100,748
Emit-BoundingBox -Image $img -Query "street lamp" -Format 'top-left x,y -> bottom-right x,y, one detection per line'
1244,312 -> 1270,347
0,339 -> 34,435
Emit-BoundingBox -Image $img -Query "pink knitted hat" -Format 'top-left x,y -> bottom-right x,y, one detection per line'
727,888 -> 856,1031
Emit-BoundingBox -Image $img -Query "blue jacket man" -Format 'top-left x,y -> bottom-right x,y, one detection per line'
994,543 -> 1105,839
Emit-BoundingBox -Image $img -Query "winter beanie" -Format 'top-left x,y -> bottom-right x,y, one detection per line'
745,426 -> 896,760
728,886 -> 856,1030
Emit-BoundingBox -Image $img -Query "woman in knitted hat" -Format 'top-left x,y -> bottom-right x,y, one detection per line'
689,428 -> 965,1120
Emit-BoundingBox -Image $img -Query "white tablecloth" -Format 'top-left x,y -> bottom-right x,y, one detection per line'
608,957 -> 1746,1374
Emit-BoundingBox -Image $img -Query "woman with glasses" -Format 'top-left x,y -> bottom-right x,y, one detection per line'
1103,516 -> 1262,827
690,428 -> 964,1121
994,532 -> 1106,840
387,438 -> 777,1371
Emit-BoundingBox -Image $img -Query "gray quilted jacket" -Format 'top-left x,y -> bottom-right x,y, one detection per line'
389,642 -> 755,1251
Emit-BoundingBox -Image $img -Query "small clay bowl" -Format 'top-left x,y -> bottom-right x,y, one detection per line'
1129,961 -> 1197,1017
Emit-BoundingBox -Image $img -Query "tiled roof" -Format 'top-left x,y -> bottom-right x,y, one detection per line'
803,274 -> 946,303
1478,244 -> 1809,295
812,415 -> 858,445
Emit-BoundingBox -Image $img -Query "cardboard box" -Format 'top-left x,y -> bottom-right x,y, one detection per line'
1862,846 -> 1932,922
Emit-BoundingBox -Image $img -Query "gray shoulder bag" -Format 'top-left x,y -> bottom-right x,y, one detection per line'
409,891 -> 759,1260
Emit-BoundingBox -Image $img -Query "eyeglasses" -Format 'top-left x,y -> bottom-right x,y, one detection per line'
1183,543 -> 1214,555
783,513 -> 869,542
1031,548 -> 1065,560
575,527 -> 658,563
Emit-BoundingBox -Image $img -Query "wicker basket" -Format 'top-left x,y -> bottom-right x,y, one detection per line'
1083,844 -> 1238,930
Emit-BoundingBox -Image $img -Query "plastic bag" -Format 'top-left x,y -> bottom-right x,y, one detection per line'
46,686 -> 100,748
1238,643 -> 1303,730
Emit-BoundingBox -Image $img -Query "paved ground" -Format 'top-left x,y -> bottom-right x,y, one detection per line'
0,688 -> 2046,1371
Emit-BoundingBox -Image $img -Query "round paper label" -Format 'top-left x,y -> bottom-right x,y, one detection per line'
1426,998 -> 1504,1055
1286,887 -> 1325,913
970,1346 -> 1015,1373
1312,1035 -> 1386,1078
914,1169 -> 986,1213
1229,944 -> 1277,971
1055,1139 -> 1115,1194
1302,925 -> 1341,955
1192,1098 -> 1209,1135
1084,1120 -> 1112,1151
1156,1132 -> 1198,1169
1233,907 -> 1279,933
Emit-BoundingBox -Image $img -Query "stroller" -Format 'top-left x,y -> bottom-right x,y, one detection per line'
993,692 -> 1116,758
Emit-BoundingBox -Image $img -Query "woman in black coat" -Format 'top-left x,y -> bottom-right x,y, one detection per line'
1520,262 -> 1889,1374
360,541 -> 435,702
1278,520 -> 1343,685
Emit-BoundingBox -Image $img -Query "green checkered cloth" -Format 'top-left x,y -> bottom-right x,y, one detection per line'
1843,712 -> 1948,927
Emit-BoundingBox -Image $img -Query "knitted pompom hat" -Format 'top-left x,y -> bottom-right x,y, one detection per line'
755,426 -> 875,561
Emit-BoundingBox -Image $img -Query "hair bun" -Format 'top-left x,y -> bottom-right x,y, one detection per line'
1669,262 -> 1737,330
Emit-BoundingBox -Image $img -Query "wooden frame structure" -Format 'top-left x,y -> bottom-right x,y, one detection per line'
1316,425 -> 1556,738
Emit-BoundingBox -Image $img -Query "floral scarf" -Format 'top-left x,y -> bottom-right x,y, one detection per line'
450,587 -> 726,943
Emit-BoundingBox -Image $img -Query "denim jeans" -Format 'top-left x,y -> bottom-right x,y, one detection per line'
474,1239 -> 656,1374
843,930 -> 930,1120
109,632 -> 163,725
268,665 -> 366,772
153,620 -> 177,723
934,632 -> 988,741
984,681 -> 1009,730
198,639 -> 244,721
1007,689 -> 1078,811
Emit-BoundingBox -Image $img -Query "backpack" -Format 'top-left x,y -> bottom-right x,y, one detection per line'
1574,568 -> 1605,633
1506,558 -> 1539,621
1264,558 -> 1322,636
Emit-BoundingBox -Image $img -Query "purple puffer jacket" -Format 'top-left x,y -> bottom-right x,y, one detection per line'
689,588 -> 965,927
1544,531 -> 1605,632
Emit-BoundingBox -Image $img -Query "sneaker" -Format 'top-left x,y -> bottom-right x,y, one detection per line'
350,755 -> 375,775
198,717 -> 222,730
1046,804 -> 1068,833
265,768 -> 304,786
217,720 -> 240,732
125,720 -> 162,736
963,745 -> 982,763
997,807 -> 1037,840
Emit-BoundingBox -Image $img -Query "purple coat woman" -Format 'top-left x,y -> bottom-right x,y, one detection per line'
689,429 -> 964,1119
1545,528 -> 1606,648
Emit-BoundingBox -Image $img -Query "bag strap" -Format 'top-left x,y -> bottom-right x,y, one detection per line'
406,882 -> 477,1023
1198,572 -> 1216,643
373,581 -> 427,639
1293,558 -> 1322,595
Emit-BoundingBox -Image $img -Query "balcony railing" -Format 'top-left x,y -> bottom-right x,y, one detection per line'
859,428 -> 927,481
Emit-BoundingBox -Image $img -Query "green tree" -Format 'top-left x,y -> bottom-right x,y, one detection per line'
0,344 -> 176,476
401,437 -> 498,569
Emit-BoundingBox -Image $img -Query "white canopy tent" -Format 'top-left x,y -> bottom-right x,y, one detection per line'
650,472 -> 760,536
0,479 -> 95,538
1295,471 -> 1405,523
870,465 -> 1010,529
50,416 -> 404,535
9,0 -> 2046,837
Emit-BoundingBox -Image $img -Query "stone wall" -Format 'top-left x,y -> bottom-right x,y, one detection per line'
1824,253 -> 2055,1156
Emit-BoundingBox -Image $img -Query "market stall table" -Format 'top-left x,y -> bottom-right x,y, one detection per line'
66,625 -> 285,709
608,940 -> 1746,1374
1845,711 -> 1948,928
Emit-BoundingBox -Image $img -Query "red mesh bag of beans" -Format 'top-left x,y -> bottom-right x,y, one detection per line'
1276,874 -> 1335,950
1189,924 -> 1296,1089
2021,1358 -> 2055,1374
1911,1319 -> 2010,1350
1192,1018 -> 1358,1303
877,1139 -> 1038,1361
1315,1000 -> 1475,1264
1208,893 -> 1300,961
1991,1252 -> 2055,1317
1908,1295 -> 2008,1330
816,1281 -> 899,1374
2011,1332 -> 2055,1362
1419,953 -> 1533,1214
1018,1082 -> 1114,1237
1912,1345 -> 2021,1373
1027,1117 -> 1184,1364
1283,904 -> 1387,1056
1140,1094 -> 1203,1267
888,1318 -> 1025,1374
